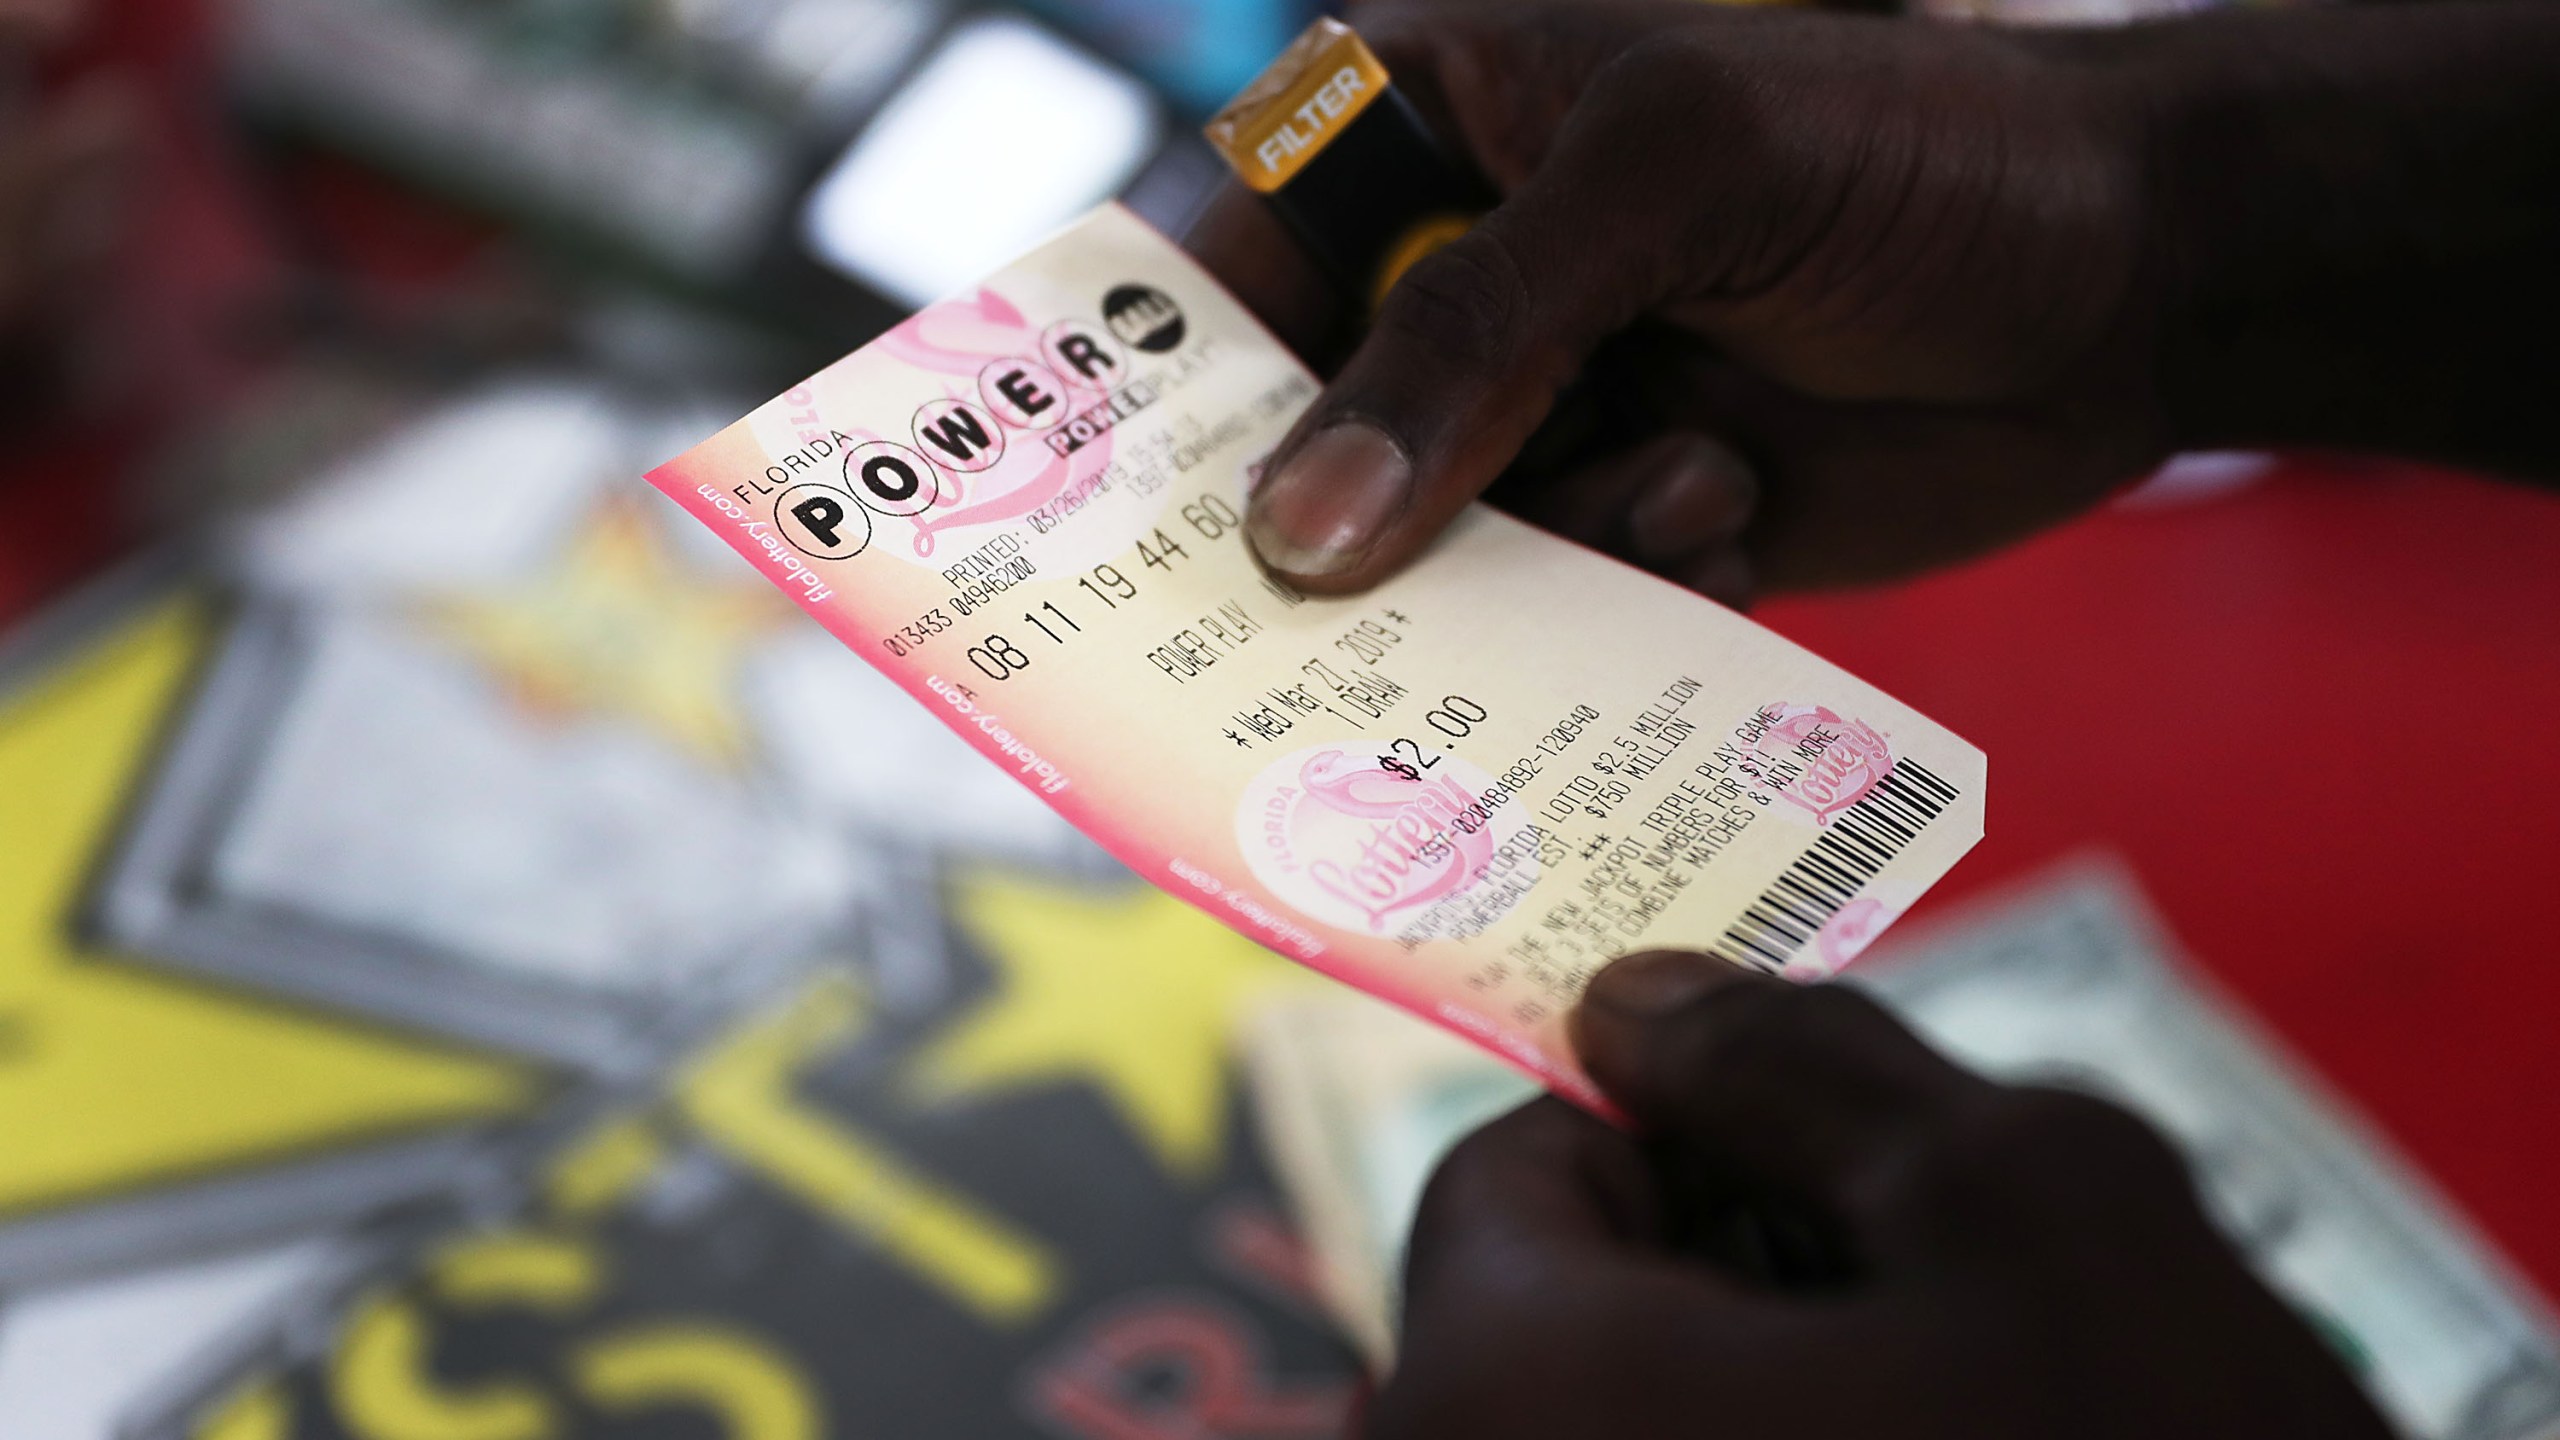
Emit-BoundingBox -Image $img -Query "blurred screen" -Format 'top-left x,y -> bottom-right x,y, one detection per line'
798,13 -> 1162,305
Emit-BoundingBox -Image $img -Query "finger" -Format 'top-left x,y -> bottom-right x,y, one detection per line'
1241,108 -> 1664,592
1677,544 -> 1757,612
1568,951 -> 1995,1237
1179,179 -> 1342,364
1379,1096 -> 1776,1439
1674,358 -> 2156,592
1510,431 -> 1747,550
1502,431 -> 1759,608
1400,1097 -> 1671,1319
1619,432 -> 1758,571
1413,1091 -> 1669,1281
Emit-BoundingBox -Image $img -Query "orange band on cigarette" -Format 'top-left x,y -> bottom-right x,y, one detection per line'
1203,19 -> 1392,193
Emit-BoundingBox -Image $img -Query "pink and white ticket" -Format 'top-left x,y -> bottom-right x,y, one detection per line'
649,204 -> 1985,1111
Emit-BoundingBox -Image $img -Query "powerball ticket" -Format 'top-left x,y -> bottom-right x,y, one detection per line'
649,204 -> 1985,1111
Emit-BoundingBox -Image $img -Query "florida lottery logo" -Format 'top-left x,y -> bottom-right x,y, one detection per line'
1236,743 -> 1530,937
1754,702 -> 1895,825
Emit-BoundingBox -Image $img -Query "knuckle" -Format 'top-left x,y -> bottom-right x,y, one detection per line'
1589,29 -> 1716,106
1374,230 -> 1530,375
1581,30 -> 1747,152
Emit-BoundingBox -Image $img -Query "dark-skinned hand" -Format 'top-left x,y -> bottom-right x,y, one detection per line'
1184,0 -> 2560,605
1364,950 -> 2397,1440
1192,0 -> 2167,607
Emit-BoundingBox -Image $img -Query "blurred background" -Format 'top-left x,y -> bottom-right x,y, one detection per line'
2,1 -> 2557,1437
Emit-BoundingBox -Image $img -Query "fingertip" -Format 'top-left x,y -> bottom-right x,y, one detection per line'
1623,434 -> 1757,567
1244,420 -> 1413,587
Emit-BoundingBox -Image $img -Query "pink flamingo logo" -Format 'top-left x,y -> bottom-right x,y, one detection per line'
1295,749 -> 1497,933
872,289 -> 1118,559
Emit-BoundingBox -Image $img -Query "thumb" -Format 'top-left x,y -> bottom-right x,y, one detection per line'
1243,145 -> 1658,592
1569,951 -> 1991,1229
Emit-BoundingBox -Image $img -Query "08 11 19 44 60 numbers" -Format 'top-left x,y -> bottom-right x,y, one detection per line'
954,491 -> 1249,682
965,633 -> 1035,681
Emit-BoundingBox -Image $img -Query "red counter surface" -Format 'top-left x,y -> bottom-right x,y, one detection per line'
1761,461 -> 2560,1296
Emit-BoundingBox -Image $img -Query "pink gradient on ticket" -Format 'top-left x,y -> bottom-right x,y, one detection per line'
648,454 -> 1616,1118
645,207 -> 1982,1126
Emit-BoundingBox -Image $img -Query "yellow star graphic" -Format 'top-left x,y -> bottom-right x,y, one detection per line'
908,871 -> 1309,1181
430,501 -> 787,766
0,597 -> 536,1218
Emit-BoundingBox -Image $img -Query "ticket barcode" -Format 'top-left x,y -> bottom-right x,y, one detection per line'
1709,759 -> 1963,973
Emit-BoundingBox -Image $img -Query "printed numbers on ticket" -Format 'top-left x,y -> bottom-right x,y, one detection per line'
649,204 -> 1985,1112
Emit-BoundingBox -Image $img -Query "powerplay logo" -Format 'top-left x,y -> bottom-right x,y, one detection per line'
752,283 -> 1186,565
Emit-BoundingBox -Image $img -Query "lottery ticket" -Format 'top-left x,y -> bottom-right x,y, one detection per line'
648,203 -> 1986,1110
